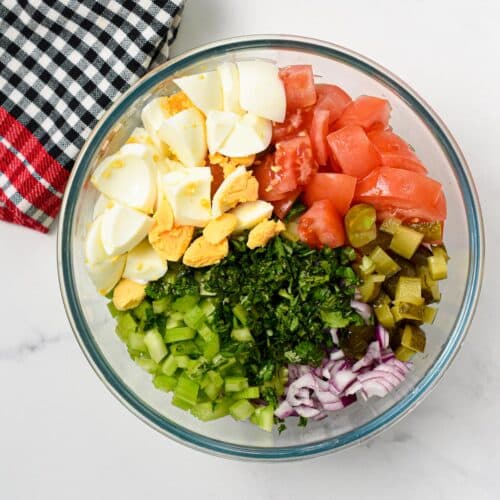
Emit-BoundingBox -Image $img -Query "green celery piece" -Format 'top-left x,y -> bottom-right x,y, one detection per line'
172,373 -> 199,409
127,332 -> 147,353
115,312 -> 137,342
191,401 -> 216,421
198,323 -> 214,342
202,332 -> 220,361
153,374 -> 177,393
174,355 -> 190,368
161,354 -> 178,376
183,306 -> 206,330
201,371 -> 224,400
144,329 -> 168,363
152,297 -> 171,314
165,326 -> 196,343
225,376 -> 249,393
172,295 -> 199,313
107,301 -> 120,318
133,301 -> 152,321
165,312 -> 185,329
135,357 -> 158,374
231,327 -> 253,342
234,386 -> 260,400
230,399 -> 255,421
169,340 -> 199,357
253,405 -> 274,432
232,304 -> 248,326
200,298 -> 216,318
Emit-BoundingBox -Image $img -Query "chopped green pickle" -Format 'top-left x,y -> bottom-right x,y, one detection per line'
395,276 -> 422,305
391,302 -> 425,322
359,280 -> 381,303
369,246 -> 401,277
395,345 -> 416,362
423,306 -> 437,324
408,221 -> 443,243
374,304 -> 396,329
417,265 -> 441,302
401,324 -> 426,352
380,217 -> 402,235
359,255 -> 376,276
360,231 -> 392,255
389,225 -> 424,259
345,204 -> 377,248
428,255 -> 448,280
432,245 -> 449,261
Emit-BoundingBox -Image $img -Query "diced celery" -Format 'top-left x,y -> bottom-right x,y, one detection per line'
389,225 -> 424,259
202,332 -> 220,361
200,298 -> 216,318
127,332 -> 147,353
174,355 -> 189,368
423,306 -> 437,324
190,401 -> 215,421
183,306 -> 206,330
172,295 -> 199,313
144,329 -> 168,363
115,312 -> 137,342
395,276 -> 422,305
231,327 -> 254,343
107,301 -> 120,318
234,386 -> 260,400
153,374 -> 178,392
172,373 -> 199,410
201,371 -> 224,400
198,323 -> 214,341
253,405 -> 274,432
161,354 -> 178,376
374,304 -> 395,329
369,246 -> 401,277
135,357 -> 158,374
132,301 -> 152,321
428,255 -> 448,281
401,324 -> 426,352
395,345 -> 416,362
391,302 -> 425,322
165,312 -> 185,329
232,304 -> 248,326
380,217 -> 402,235
230,399 -> 255,421
165,326 -> 196,343
186,358 -> 205,377
225,376 -> 249,392
170,340 -> 199,357
152,297 -> 171,314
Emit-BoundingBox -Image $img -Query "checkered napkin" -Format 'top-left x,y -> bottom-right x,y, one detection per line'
0,0 -> 184,233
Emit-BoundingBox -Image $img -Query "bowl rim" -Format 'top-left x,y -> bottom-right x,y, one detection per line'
57,34 -> 484,461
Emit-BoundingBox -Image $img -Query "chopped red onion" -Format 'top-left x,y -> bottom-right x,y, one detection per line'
375,325 -> 390,349
330,328 -> 339,345
350,299 -> 373,323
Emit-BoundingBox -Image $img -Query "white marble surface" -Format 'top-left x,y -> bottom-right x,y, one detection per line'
1,1 -> 498,498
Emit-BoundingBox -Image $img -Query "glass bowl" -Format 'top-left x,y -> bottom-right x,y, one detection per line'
58,35 -> 484,460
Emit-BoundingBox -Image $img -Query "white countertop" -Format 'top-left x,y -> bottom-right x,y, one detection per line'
1,1 -> 498,498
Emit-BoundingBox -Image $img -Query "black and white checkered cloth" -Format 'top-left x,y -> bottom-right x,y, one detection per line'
0,0 -> 184,232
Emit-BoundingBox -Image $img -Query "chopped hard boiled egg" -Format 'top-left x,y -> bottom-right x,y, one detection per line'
162,167 -> 211,226
218,113 -> 272,157
125,127 -> 158,151
247,219 -> 286,249
212,165 -> 258,218
209,152 -> 256,178
92,194 -> 113,220
91,147 -> 157,214
112,279 -> 146,311
203,213 -> 238,244
158,108 -> 207,167
183,236 -> 229,268
100,204 -> 153,257
141,93 -> 193,137
230,200 -> 274,231
173,71 -> 223,115
217,62 -> 243,114
206,110 -> 240,155
86,254 -> 126,295
85,215 -> 109,265
123,239 -> 168,284
237,61 -> 286,122
149,224 -> 194,262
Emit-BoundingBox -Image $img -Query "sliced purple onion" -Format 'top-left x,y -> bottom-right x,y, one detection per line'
350,299 -> 373,323
330,328 -> 339,345
375,324 -> 390,349
274,400 -> 296,419
330,349 -> 345,361
295,406 -> 321,418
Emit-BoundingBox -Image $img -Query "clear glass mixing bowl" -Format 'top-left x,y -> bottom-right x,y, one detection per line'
58,35 -> 484,460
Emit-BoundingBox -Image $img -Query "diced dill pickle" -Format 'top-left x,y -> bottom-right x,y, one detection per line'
411,246 -> 432,267
408,221 -> 443,243
389,225 -> 424,259
374,304 -> 396,329
423,306 -> 437,324
395,345 -> 416,361
360,230 -> 392,255
395,277 -> 422,305
390,253 -> 417,277
282,221 -> 300,242
341,325 -> 376,360
417,265 -> 441,303
358,280 -> 381,303
383,274 -> 399,300
391,302 -> 425,322
380,217 -> 402,235
401,324 -> 426,352
345,204 -> 377,248
428,255 -> 448,280
432,245 -> 449,261
369,246 -> 401,277
359,255 -> 376,276
373,291 -> 392,306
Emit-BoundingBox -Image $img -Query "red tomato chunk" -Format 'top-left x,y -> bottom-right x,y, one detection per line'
279,65 -> 317,110
334,96 -> 391,132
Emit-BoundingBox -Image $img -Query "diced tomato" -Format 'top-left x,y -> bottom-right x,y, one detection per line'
355,166 -> 442,209
209,164 -> 224,197
327,125 -> 381,178
298,199 -> 346,249
275,133 -> 317,186
279,65 -> 317,110
309,107 -> 330,165
301,173 -> 356,215
315,84 -> 352,124
334,96 -> 391,131
272,107 -> 313,142
272,188 -> 302,220
368,130 -> 427,174
253,154 -> 297,202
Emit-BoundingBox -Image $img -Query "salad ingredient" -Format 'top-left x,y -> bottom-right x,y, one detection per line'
123,239 -> 168,284
113,279 -> 146,311
272,106 -> 313,142
91,148 -> 157,214
161,167 -> 212,227
389,224 -> 424,259
302,173 -> 356,215
309,107 -> 330,165
100,204 -> 153,257
203,214 -> 238,244
369,246 -> 401,277
237,61 -> 286,122
278,65 -> 317,110
407,221 -> 443,244
344,204 -> 377,248
209,152 -> 255,178
247,219 -> 285,249
154,194 -> 175,231
334,95 -> 391,131
314,83 -> 352,124
86,254 -> 126,295
327,125 -> 381,178
217,62 -> 243,114
158,108 -> 207,167
272,188 -> 302,220
173,71 -> 223,115
298,199 -> 346,249
148,224 -> 194,262
85,216 -> 109,265
93,194 -> 112,220
211,166 -> 258,217
275,133 -> 316,186
230,200 -> 274,231
182,236 -> 229,267
218,113 -> 272,157
205,110 -> 240,154
254,153 -> 297,202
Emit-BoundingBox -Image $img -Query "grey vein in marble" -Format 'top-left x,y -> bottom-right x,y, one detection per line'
0,332 -> 63,361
